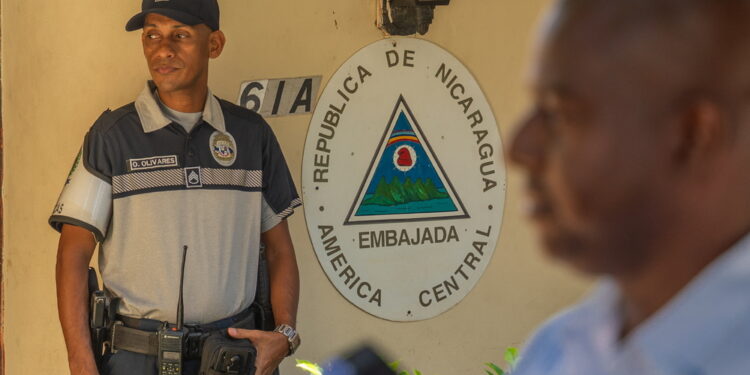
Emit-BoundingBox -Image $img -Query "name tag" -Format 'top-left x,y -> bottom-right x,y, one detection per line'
127,155 -> 179,172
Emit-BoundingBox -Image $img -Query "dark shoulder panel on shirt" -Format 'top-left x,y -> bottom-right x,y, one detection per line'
82,102 -> 146,182
88,102 -> 138,135
218,98 -> 270,133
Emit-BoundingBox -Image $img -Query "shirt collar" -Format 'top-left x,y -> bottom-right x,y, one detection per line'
609,232 -> 750,374
134,81 -> 226,133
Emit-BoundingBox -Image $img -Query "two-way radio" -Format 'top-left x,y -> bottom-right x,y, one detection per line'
158,245 -> 189,375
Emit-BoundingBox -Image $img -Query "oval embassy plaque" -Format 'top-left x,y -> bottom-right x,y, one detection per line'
302,38 -> 506,321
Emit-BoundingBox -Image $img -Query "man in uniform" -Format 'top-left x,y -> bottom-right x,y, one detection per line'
50,1 -> 301,374
510,0 -> 750,374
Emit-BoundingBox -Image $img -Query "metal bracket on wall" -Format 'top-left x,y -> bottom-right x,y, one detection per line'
377,0 -> 451,36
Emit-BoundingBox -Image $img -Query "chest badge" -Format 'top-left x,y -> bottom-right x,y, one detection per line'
210,131 -> 237,167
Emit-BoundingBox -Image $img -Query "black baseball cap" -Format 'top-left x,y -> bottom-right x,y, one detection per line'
125,0 -> 220,31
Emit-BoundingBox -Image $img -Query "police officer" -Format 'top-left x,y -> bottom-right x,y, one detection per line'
51,1 -> 301,374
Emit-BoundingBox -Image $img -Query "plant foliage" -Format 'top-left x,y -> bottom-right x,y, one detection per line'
295,359 -> 323,375
295,347 -> 520,375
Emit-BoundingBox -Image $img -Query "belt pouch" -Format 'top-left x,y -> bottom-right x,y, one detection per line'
199,330 -> 256,375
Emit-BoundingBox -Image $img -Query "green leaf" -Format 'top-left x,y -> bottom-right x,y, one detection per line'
485,362 -> 505,375
485,371 -> 494,375
504,347 -> 520,368
413,370 -> 422,375
389,361 -> 401,372
295,359 -> 323,375
398,372 -> 409,375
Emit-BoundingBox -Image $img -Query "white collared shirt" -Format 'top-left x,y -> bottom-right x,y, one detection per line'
514,233 -> 750,375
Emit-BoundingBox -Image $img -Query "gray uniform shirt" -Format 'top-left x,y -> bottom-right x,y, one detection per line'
50,82 -> 301,323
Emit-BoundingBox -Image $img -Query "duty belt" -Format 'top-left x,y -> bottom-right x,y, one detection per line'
111,308 -> 255,359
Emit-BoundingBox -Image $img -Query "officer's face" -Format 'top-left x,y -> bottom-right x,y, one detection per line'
142,13 -> 222,96
509,8 -> 678,276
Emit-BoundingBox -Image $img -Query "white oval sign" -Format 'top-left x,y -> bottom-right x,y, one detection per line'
302,38 -> 506,321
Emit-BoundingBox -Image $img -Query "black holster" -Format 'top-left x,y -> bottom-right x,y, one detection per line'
88,267 -> 118,372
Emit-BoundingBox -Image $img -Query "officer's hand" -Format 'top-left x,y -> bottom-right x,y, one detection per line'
69,359 -> 100,375
228,328 -> 288,375
67,351 -> 100,375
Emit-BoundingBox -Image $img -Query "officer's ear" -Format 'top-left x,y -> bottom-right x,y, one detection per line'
208,30 -> 226,59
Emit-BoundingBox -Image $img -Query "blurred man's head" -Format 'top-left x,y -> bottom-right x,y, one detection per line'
126,0 -> 225,96
511,0 -> 750,278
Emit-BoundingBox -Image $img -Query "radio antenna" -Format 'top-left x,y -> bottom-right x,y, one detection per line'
176,245 -> 188,330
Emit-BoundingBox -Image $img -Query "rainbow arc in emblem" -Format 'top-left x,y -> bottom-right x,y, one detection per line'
387,130 -> 419,146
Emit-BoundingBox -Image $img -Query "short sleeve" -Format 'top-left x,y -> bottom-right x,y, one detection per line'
49,129 -> 113,242
260,125 -> 301,231
260,196 -> 282,233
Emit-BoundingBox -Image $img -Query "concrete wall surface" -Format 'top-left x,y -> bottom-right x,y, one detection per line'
1,0 -> 590,374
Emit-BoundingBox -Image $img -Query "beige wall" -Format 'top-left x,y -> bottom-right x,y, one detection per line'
1,1 -> 589,374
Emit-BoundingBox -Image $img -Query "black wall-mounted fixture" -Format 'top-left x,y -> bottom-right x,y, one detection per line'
378,0 -> 451,36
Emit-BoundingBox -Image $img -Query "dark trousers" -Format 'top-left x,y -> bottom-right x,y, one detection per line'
103,349 -> 201,375
103,350 -> 280,375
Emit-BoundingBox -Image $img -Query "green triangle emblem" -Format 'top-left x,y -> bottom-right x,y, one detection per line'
344,96 -> 469,225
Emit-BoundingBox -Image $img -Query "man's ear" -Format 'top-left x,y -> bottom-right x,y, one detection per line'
208,30 -> 226,59
673,98 -> 727,165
